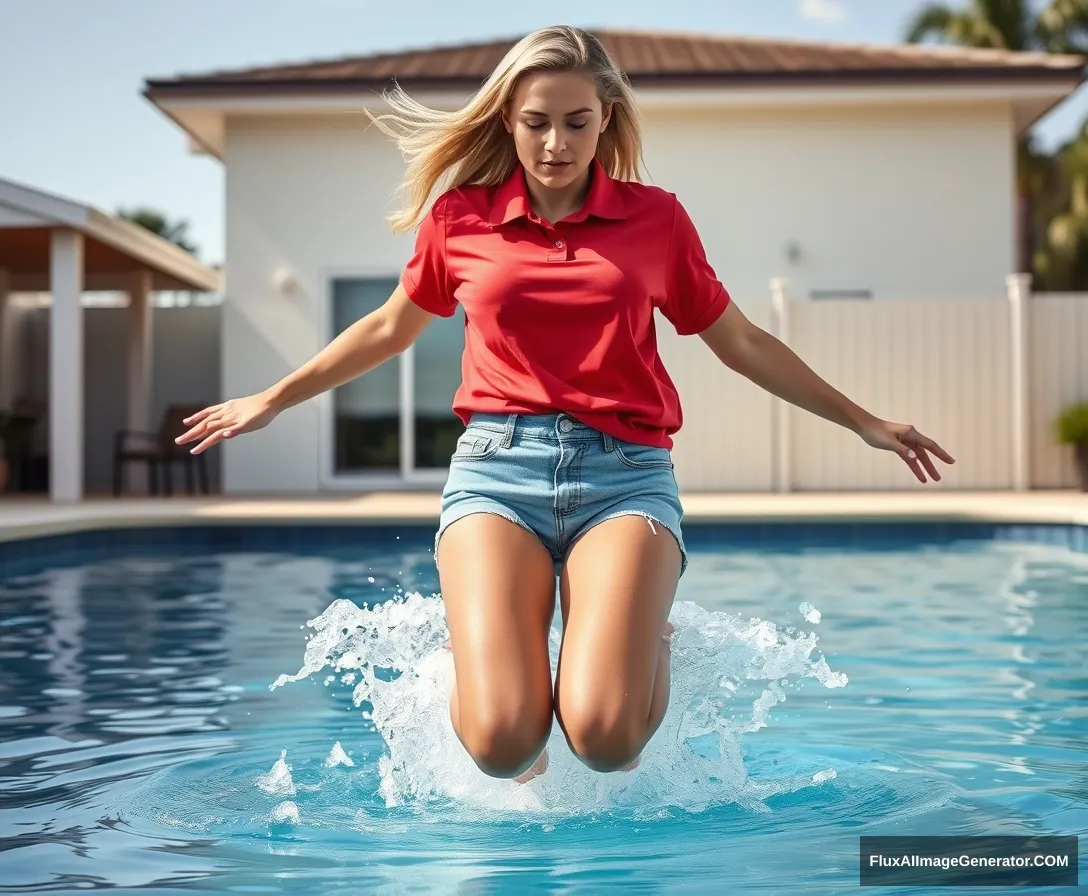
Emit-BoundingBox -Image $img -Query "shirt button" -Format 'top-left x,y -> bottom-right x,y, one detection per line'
555,240 -> 564,248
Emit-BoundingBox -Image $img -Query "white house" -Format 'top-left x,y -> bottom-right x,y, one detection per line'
143,29 -> 1085,495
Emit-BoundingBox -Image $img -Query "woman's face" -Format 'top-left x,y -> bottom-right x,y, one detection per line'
503,71 -> 611,192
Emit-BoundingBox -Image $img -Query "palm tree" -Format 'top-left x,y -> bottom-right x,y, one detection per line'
117,208 -> 199,257
906,0 -> 1088,53
905,0 -> 1088,275
1032,121 -> 1088,287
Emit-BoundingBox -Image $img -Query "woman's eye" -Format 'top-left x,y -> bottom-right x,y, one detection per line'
525,122 -> 547,130
569,122 -> 587,130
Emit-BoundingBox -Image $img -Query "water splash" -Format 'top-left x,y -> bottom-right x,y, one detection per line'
325,741 -> 354,768
255,750 -> 296,796
270,800 -> 300,824
270,593 -> 847,816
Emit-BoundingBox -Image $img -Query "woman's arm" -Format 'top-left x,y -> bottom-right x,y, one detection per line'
697,302 -> 955,483
267,285 -> 432,412
175,284 -> 435,455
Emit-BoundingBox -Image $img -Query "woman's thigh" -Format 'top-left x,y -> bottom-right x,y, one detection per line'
436,511 -> 557,748
553,513 -> 681,766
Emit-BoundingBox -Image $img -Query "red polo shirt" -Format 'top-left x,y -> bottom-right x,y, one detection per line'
400,158 -> 730,448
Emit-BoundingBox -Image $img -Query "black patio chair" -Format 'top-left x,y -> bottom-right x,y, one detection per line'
113,404 -> 210,496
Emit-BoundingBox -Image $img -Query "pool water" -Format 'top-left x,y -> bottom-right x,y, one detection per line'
0,524 -> 1084,894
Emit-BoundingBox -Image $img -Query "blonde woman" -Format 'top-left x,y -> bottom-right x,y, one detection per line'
175,25 -> 954,784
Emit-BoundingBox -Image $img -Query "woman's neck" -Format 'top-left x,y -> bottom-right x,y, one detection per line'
525,164 -> 592,224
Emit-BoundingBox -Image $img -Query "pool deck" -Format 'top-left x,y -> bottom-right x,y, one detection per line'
1,490 -> 1086,543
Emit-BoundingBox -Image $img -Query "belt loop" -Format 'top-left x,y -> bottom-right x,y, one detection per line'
602,432 -> 615,452
502,413 -> 517,448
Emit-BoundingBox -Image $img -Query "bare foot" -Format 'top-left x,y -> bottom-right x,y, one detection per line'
515,748 -> 549,783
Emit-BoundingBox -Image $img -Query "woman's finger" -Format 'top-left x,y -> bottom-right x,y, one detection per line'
183,404 -> 221,426
895,442 -> 927,483
898,431 -> 941,481
912,432 -> 955,465
175,424 -> 206,445
177,412 -> 226,446
189,429 -> 227,455
915,445 -> 941,482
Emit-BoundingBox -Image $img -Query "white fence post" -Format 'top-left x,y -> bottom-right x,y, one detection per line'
770,277 -> 791,493
1006,272 -> 1031,491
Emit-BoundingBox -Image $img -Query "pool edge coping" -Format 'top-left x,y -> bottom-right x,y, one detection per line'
2,494 -> 1088,546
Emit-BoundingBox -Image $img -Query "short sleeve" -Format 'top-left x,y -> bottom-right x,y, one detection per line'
401,195 -> 457,317
662,196 -> 730,335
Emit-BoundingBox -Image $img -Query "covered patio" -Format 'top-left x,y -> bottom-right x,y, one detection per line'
0,176 -> 221,502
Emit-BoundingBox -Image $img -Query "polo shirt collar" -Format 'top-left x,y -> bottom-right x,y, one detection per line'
489,157 -> 627,226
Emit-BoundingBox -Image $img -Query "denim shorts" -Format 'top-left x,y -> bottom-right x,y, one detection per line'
434,412 -> 688,578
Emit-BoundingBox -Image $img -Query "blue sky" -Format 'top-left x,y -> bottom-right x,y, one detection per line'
2,0 -> 1085,265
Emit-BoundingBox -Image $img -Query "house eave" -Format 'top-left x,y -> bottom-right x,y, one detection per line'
144,70 -> 1085,160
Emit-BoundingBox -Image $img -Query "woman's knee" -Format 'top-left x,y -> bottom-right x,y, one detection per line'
556,699 -> 644,772
458,702 -> 553,778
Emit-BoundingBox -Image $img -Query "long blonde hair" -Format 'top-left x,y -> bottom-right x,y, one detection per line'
368,26 -> 644,233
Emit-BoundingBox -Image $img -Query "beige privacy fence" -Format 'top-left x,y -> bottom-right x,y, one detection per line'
658,277 -> 1088,492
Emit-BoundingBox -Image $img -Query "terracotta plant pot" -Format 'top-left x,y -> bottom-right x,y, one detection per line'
1075,441 -> 1088,492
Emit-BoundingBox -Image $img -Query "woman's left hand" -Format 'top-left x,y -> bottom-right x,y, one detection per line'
858,418 -> 955,484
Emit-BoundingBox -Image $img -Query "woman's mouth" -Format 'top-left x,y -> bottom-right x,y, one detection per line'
541,160 -> 570,170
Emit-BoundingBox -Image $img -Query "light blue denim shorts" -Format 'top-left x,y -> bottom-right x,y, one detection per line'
435,412 -> 687,578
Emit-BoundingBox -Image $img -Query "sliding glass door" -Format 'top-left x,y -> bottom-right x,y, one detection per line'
330,277 -> 401,475
409,301 -> 465,470
327,276 -> 465,485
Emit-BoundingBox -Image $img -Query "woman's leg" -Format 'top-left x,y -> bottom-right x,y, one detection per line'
553,515 -> 681,772
437,511 -> 557,779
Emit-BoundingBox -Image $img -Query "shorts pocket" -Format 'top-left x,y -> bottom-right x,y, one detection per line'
450,430 -> 502,462
613,440 -> 674,470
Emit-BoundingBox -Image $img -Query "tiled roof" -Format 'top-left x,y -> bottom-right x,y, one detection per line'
144,28 -> 1085,95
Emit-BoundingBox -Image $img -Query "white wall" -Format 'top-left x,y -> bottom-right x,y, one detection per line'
222,100 -> 1018,494
223,117 -> 418,493
641,102 -> 1016,304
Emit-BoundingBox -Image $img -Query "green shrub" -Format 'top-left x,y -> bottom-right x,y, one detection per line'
1055,401 -> 1088,444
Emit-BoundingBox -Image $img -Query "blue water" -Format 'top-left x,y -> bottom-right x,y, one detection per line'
0,524 -> 1084,894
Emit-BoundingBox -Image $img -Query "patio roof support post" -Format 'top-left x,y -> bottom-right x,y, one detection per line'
50,228 -> 84,502
125,269 -> 154,494
127,269 -> 153,432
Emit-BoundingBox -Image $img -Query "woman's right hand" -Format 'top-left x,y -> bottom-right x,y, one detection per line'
175,391 -> 281,455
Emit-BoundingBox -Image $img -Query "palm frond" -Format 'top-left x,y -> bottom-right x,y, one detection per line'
975,0 -> 1035,50
1037,0 -> 1088,53
905,3 -> 1010,47
905,4 -> 957,42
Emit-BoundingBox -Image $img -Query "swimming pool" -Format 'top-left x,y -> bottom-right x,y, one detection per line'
0,522 -> 1084,893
